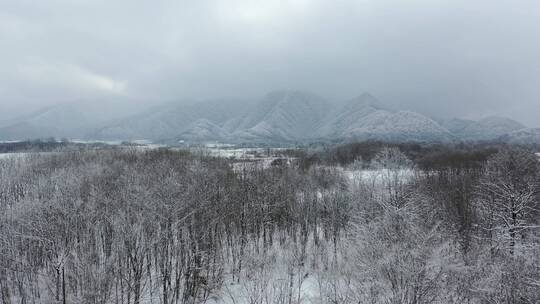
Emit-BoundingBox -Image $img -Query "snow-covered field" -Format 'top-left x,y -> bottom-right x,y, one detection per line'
342,167 -> 415,184
70,139 -> 125,145
190,145 -> 293,159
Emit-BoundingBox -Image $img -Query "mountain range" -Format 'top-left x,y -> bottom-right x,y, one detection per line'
0,90 -> 537,144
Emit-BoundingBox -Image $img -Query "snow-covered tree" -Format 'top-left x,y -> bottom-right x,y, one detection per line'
474,148 -> 540,255
370,147 -> 413,206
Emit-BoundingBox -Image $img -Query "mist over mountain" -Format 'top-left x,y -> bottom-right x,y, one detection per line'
0,100 -> 149,141
320,94 -> 453,142
442,116 -> 526,141
92,100 -> 247,140
231,91 -> 331,141
499,128 -> 540,145
0,105 -> 90,140
0,90 -> 534,144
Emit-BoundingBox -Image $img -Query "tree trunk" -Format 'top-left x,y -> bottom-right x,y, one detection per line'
56,267 -> 61,303
62,267 -> 66,304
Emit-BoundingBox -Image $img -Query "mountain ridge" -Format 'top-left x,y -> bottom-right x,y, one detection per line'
0,91 -> 532,144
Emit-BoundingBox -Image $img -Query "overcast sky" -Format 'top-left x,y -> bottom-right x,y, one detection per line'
1,0 -> 539,126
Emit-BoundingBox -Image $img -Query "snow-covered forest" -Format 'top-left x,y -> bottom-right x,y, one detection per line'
0,145 -> 539,304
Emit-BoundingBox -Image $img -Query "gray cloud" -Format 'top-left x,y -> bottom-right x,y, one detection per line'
1,0 -> 540,126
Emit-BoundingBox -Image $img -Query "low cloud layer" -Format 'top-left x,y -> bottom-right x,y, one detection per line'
1,0 -> 539,126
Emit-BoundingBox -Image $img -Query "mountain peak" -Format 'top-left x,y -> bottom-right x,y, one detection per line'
355,92 -> 378,103
344,93 -> 386,112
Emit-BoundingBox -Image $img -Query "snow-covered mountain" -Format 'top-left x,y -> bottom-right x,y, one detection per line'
319,93 -> 387,136
443,116 -> 525,141
320,94 -> 453,142
176,119 -> 229,142
338,111 -> 454,142
230,90 -> 331,141
93,100 -> 246,140
498,128 -> 540,144
0,100 -> 148,141
0,105 -> 90,140
1,91 -> 534,144
441,118 -> 475,135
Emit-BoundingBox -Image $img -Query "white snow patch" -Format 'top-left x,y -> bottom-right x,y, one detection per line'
341,167 -> 415,184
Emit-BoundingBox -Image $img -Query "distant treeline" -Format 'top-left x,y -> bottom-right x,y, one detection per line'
281,140 -> 540,171
0,139 -> 112,153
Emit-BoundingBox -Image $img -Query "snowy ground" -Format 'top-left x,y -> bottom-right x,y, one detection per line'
342,167 -> 415,184
186,145 -> 298,172
190,146 -> 293,159
70,139 -> 125,145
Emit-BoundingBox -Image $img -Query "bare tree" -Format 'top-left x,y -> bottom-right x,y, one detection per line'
475,148 -> 540,255
370,147 -> 413,206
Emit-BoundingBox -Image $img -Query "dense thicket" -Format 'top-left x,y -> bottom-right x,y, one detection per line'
0,146 -> 539,304
292,140 -> 536,169
315,141 -> 506,168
